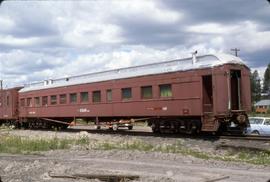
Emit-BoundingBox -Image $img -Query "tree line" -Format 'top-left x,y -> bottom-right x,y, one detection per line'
251,64 -> 270,104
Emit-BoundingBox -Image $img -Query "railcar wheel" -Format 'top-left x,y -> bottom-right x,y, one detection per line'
185,123 -> 195,134
151,123 -> 160,133
61,124 -> 69,130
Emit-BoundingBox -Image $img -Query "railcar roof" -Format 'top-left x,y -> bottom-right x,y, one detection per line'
19,53 -> 247,93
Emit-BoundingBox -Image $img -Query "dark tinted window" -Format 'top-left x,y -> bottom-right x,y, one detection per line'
60,94 -> 67,104
141,86 -> 152,99
27,98 -> 32,107
106,89 -> 112,102
122,88 -> 132,100
80,92 -> 89,102
50,95 -> 57,105
93,91 -> 101,103
35,97 -> 40,106
159,84 -> 172,97
70,93 -> 77,103
20,98 -> 25,107
42,96 -> 48,106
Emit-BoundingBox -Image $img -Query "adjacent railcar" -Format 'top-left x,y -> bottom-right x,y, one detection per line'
0,87 -> 21,125
18,53 -> 251,134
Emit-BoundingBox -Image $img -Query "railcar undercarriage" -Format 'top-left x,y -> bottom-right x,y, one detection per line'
148,111 -> 249,135
1,112 -> 249,136
148,117 -> 202,134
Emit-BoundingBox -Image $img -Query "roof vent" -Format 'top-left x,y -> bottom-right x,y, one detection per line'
48,79 -> 53,85
44,80 -> 49,86
192,50 -> 198,64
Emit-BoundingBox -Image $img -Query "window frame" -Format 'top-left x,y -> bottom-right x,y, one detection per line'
42,96 -> 48,106
34,97 -> 40,107
121,87 -> 132,100
59,94 -> 67,104
26,97 -> 32,107
80,92 -> 89,103
141,86 -> 153,99
92,90 -> 101,103
50,95 -> 57,105
159,84 -> 172,98
264,119 -> 270,125
20,98 -> 25,107
106,89 -> 112,102
69,93 -> 77,104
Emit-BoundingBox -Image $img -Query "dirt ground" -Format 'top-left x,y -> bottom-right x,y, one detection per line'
0,126 -> 270,182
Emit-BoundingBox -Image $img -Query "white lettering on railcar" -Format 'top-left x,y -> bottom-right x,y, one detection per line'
147,106 -> 168,111
162,107 -> 168,111
29,111 -> 36,115
79,108 -> 90,113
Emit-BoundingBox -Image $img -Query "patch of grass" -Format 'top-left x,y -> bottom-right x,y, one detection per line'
95,139 -> 153,151
215,145 -> 270,165
92,139 -> 270,165
1,134 -> 269,166
92,139 -> 210,160
0,135 -> 90,154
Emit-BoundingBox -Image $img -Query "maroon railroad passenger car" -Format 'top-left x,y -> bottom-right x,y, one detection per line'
18,53 -> 251,134
0,87 -> 21,125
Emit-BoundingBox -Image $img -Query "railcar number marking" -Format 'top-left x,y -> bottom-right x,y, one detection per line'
79,108 -> 90,113
147,107 -> 167,111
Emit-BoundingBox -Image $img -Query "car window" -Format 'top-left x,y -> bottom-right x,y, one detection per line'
249,118 -> 264,124
264,119 -> 270,125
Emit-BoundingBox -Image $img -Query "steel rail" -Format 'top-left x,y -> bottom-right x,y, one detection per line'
219,135 -> 270,141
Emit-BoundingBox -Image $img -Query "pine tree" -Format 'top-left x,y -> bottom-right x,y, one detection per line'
251,70 -> 261,104
263,64 -> 270,96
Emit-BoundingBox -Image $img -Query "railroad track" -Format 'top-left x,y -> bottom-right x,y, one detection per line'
19,126 -> 270,142
219,135 -> 270,141
66,126 -> 270,141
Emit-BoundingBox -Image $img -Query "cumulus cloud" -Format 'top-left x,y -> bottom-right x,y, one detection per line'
0,0 -> 269,87
185,21 -> 270,52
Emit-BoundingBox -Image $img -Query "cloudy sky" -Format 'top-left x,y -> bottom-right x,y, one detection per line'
0,0 -> 269,87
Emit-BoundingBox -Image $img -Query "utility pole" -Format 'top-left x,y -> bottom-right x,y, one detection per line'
231,48 -> 240,57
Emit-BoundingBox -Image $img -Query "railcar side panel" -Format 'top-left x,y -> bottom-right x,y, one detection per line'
17,57 -> 251,134
19,70 -> 204,119
0,88 -> 21,121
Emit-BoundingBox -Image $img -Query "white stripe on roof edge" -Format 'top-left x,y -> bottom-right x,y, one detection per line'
19,53 -> 247,93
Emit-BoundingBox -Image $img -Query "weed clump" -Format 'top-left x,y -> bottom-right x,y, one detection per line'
0,135 -> 89,154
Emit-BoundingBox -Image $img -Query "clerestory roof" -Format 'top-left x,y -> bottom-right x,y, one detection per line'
19,53 -> 247,93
